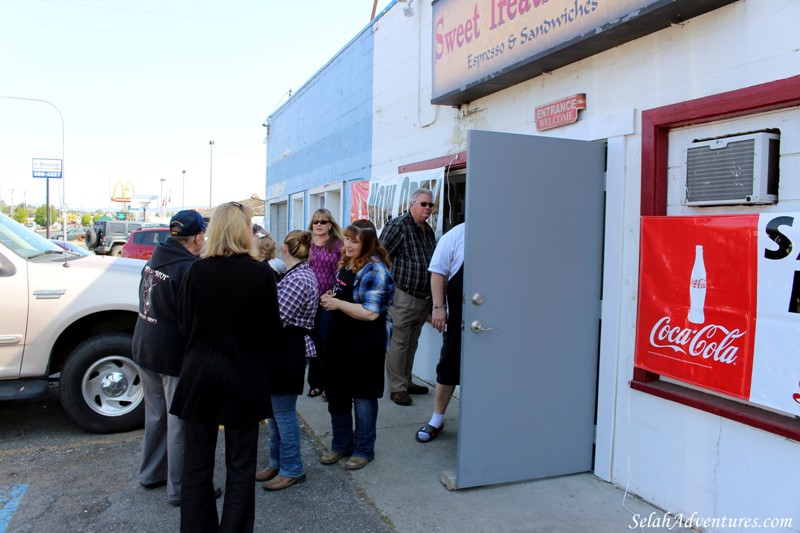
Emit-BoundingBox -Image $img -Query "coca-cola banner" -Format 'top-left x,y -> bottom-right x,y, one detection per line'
635,213 -> 800,417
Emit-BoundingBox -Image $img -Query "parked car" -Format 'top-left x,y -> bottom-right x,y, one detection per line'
49,239 -> 92,256
52,228 -> 85,241
0,212 -> 145,433
85,220 -> 142,256
121,227 -> 171,260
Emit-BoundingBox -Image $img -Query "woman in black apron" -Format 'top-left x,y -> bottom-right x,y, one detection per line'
319,220 -> 395,470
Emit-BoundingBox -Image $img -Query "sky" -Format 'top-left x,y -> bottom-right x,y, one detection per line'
0,0 -> 384,215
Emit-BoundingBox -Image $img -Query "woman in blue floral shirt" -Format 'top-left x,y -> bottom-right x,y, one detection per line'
319,219 -> 394,470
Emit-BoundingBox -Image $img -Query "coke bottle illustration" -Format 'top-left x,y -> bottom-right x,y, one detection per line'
688,245 -> 706,324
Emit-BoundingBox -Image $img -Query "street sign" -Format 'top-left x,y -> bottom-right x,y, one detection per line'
32,158 -> 63,178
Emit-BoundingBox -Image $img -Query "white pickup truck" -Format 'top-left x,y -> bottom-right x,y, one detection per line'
0,212 -> 146,433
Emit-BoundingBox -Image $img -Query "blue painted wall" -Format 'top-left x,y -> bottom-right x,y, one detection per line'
265,25 -> 374,208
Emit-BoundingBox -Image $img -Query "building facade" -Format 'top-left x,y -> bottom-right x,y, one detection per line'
265,0 -> 800,526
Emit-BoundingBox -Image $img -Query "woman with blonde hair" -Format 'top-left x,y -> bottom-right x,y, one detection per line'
252,224 -> 287,277
306,208 -> 344,397
319,219 -> 394,470
257,230 -> 319,491
171,201 -> 282,533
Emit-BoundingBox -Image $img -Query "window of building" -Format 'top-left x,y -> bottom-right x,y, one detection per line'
398,152 -> 467,235
290,193 -> 305,231
635,74 -> 800,440
269,200 -> 288,246
308,184 -> 342,227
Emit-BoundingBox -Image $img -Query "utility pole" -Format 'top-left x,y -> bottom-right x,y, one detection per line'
160,178 -> 167,220
208,140 -> 214,209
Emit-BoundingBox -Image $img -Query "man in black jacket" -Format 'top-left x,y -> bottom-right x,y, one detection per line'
132,210 -> 212,506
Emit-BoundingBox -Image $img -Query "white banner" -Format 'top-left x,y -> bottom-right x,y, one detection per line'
751,213 -> 800,415
364,168 -> 445,238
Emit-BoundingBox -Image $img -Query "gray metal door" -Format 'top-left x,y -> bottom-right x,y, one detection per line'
457,130 -> 605,488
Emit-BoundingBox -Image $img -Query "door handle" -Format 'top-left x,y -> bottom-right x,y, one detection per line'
470,320 -> 495,333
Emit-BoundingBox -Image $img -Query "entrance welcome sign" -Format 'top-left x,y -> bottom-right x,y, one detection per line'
349,168 -> 444,237
634,214 -> 800,418
431,0 -> 739,105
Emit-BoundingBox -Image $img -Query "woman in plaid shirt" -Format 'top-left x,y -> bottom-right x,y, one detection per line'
257,230 -> 319,491
319,220 -> 395,470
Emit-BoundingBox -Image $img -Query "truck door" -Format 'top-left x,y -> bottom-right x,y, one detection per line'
0,251 -> 28,378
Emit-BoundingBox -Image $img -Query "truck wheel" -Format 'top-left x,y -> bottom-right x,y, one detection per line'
85,228 -> 97,246
110,244 -> 123,256
60,333 -> 145,433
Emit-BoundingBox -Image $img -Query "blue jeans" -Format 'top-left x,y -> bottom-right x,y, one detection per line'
330,397 -> 378,460
268,394 -> 304,478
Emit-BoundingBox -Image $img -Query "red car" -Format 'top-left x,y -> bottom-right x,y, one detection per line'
121,227 -> 171,260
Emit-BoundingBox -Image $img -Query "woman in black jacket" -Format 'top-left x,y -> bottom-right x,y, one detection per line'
171,201 -> 282,533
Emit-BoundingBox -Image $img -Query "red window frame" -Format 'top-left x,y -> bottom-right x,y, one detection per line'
633,74 -> 800,440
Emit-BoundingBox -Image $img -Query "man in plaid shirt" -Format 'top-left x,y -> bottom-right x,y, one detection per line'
380,188 -> 437,405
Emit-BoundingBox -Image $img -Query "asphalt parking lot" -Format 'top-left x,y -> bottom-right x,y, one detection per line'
0,386 -> 393,533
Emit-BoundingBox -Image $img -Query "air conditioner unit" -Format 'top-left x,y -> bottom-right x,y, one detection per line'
683,132 -> 779,206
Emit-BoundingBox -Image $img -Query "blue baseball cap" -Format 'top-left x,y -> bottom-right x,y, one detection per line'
169,210 -> 207,236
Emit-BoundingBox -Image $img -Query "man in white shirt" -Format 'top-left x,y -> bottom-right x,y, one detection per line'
416,223 -> 464,442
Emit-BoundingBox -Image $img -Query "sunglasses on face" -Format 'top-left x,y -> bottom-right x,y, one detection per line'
416,202 -> 435,208
312,220 -> 330,225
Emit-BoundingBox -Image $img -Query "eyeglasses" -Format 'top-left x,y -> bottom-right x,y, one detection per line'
229,201 -> 244,211
416,202 -> 435,208
312,220 -> 330,225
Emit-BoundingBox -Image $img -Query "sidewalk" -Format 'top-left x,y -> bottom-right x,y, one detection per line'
296,383 -> 691,533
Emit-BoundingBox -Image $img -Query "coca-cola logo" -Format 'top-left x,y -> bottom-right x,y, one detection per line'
648,316 -> 746,364
690,278 -> 706,289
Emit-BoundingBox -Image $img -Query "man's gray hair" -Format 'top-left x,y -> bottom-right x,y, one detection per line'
410,188 -> 433,202
170,235 -> 194,246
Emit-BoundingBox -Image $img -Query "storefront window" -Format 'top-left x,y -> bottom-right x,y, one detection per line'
634,75 -> 800,440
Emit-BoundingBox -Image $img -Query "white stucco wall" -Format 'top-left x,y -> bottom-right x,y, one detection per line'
371,0 -> 800,529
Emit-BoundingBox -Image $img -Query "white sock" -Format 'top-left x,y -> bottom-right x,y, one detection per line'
417,413 -> 444,442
